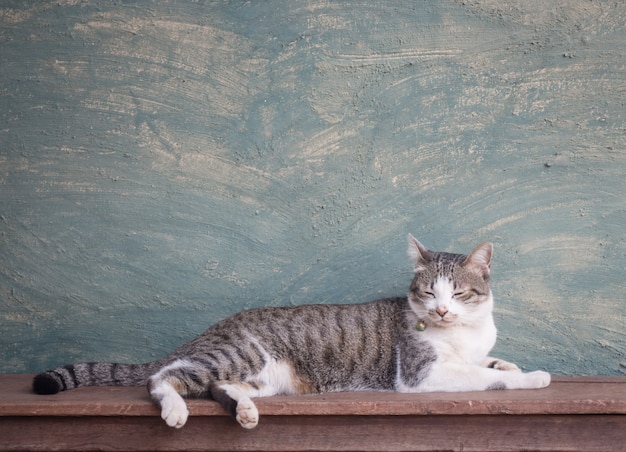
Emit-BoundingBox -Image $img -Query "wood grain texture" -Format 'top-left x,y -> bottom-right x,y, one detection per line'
2,375 -> 625,417
0,1 -> 625,376
1,375 -> 625,451
3,415 -> 626,452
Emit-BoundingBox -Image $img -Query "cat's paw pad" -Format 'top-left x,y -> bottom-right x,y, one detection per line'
491,359 -> 521,372
236,399 -> 259,429
525,370 -> 551,389
160,394 -> 189,428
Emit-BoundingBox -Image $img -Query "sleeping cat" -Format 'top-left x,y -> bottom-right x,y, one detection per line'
33,235 -> 551,429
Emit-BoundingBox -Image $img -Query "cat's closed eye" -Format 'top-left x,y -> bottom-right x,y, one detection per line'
453,290 -> 478,302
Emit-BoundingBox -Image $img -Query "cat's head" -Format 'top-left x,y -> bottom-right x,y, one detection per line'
407,234 -> 493,328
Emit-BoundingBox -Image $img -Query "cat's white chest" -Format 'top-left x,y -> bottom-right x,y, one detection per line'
425,319 -> 497,365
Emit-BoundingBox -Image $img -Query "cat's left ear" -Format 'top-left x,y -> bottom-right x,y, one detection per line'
464,242 -> 493,278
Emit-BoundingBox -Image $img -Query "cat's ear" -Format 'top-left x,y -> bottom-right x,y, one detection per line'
408,234 -> 431,272
464,242 -> 493,278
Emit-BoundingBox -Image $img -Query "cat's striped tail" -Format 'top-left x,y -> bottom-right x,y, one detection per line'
32,361 -> 166,395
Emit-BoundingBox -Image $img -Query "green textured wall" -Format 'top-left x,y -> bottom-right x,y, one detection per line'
1,1 -> 624,376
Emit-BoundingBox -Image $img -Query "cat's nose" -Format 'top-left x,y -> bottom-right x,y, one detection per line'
435,307 -> 448,318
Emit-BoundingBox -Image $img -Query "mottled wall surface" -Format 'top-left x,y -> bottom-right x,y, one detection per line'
1,1 -> 624,376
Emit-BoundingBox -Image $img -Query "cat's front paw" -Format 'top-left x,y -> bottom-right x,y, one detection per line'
491,359 -> 521,372
160,393 -> 189,428
236,398 -> 259,429
524,370 -> 551,389
484,357 -> 521,372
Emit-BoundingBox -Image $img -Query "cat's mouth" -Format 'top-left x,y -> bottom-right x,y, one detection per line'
429,313 -> 457,326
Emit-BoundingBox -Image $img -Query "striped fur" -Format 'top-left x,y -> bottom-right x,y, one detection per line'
33,235 -> 551,428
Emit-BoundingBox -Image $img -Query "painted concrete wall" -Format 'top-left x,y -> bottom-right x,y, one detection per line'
1,1 -> 624,376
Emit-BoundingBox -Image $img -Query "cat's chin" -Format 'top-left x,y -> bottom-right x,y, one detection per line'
430,317 -> 459,328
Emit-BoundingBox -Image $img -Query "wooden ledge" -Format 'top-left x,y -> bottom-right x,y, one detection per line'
1,374 -> 625,417
1,374 -> 625,451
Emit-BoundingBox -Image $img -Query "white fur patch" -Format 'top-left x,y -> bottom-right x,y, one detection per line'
150,379 -> 189,428
149,359 -> 194,428
432,276 -> 453,314
244,333 -> 298,396
254,359 -> 298,396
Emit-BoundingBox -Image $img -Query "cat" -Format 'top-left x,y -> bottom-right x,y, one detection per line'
32,234 -> 551,429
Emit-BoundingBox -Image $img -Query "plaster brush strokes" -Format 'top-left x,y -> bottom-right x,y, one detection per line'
0,1 -> 624,376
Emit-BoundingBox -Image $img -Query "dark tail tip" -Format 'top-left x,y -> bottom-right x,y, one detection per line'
33,373 -> 62,395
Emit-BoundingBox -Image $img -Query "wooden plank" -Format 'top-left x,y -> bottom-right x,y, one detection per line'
2,374 -> 625,417
1,375 -> 625,451
1,414 -> 625,451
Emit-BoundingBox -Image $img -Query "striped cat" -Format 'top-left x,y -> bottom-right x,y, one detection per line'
33,235 -> 551,429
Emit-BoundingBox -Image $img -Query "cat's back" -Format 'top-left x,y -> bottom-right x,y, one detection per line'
202,297 -> 405,348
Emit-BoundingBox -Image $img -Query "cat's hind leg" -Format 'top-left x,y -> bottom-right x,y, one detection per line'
209,382 -> 262,429
151,380 -> 189,428
148,376 -> 189,428
147,359 -> 209,428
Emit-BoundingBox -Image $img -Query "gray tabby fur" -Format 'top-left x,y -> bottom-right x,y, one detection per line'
33,235 -> 551,428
